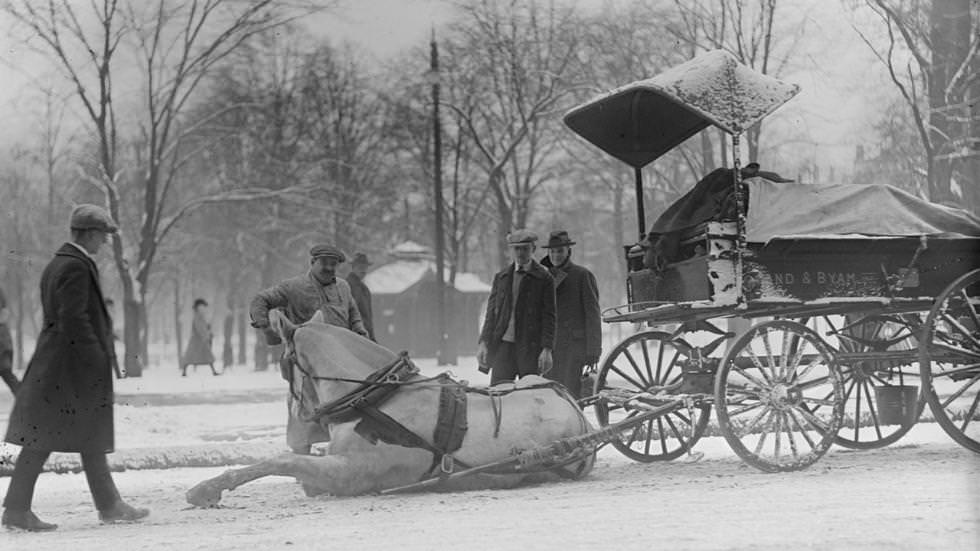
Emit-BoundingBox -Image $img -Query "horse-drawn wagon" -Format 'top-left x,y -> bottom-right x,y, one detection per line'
563,50 -> 980,472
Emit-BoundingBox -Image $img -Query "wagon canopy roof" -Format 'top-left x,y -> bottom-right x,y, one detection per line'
563,50 -> 800,168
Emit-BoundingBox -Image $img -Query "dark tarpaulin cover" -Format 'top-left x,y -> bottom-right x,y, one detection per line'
745,179 -> 980,241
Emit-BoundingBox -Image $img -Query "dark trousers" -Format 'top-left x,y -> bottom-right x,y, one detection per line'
489,341 -> 538,385
3,449 -> 120,511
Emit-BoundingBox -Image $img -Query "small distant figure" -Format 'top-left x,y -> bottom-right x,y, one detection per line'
346,252 -> 375,341
103,298 -> 124,379
181,298 -> 219,376
0,285 -> 19,394
477,229 -> 556,385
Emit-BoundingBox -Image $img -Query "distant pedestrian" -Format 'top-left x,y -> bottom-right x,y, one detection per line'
250,244 -> 369,454
540,230 -> 602,399
347,252 -> 375,341
3,204 -> 149,531
477,229 -> 556,385
0,285 -> 19,394
103,298 -> 124,379
181,298 -> 219,376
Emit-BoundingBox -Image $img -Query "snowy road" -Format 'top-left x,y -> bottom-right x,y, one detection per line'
1,360 -> 978,550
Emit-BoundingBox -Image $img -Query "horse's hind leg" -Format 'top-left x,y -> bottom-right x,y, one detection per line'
186,453 -> 335,507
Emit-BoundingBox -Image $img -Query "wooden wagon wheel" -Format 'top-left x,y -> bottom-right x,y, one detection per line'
829,314 -> 924,449
919,268 -> 980,453
594,330 -> 710,462
715,320 -> 844,472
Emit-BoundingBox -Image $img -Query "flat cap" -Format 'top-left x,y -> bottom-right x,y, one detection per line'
351,252 -> 371,266
506,229 -> 537,246
309,244 -> 345,261
70,204 -> 118,233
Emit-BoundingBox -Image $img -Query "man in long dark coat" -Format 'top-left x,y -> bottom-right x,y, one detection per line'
477,229 -> 556,385
250,244 -> 369,454
346,252 -> 375,341
3,204 -> 149,531
540,230 -> 602,398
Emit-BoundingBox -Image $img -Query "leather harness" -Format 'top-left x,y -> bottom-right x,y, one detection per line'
286,350 -> 588,482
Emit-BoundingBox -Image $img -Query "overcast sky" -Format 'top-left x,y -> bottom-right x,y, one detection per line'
0,1 -> 889,171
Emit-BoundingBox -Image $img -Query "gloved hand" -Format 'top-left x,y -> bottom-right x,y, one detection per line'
263,326 -> 282,346
538,348 -> 553,376
477,341 -> 489,374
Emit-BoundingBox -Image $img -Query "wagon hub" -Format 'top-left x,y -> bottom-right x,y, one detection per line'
767,383 -> 802,410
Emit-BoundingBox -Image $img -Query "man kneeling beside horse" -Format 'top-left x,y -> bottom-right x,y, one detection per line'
186,310 -> 596,506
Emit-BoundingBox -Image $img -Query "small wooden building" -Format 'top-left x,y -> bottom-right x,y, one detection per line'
363,242 -> 491,358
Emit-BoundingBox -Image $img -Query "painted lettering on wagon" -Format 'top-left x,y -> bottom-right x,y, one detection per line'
771,271 -> 858,286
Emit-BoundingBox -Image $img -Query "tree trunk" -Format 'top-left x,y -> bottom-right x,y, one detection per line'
237,305 -> 248,365
174,277 -> 183,371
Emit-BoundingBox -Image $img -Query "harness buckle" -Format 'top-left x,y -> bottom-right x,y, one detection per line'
440,454 -> 455,474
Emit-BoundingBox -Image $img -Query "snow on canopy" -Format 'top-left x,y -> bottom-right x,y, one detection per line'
564,49 -> 800,168
363,242 -> 491,295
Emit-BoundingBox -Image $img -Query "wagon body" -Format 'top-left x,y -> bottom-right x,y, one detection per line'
563,50 -> 980,470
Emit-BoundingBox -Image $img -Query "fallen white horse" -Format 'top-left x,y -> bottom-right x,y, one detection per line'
186,311 -> 595,506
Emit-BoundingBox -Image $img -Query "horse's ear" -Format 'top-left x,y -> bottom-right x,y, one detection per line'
310,310 -> 325,324
269,309 -> 297,342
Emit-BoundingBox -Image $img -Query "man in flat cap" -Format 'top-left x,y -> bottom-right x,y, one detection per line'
540,230 -> 601,399
3,204 -> 149,531
346,252 -> 375,341
250,243 -> 369,454
477,229 -> 556,384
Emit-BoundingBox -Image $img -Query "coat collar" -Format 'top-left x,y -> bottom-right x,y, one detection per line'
500,259 -> 549,281
56,242 -> 98,271
540,256 -> 574,287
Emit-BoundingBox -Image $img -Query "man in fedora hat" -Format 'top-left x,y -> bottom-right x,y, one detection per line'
250,243 -> 369,454
477,229 -> 555,384
540,230 -> 601,399
3,204 -> 149,531
346,252 -> 375,341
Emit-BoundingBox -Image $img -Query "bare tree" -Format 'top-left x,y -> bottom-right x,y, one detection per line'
856,0 -> 979,208
4,0 -> 326,375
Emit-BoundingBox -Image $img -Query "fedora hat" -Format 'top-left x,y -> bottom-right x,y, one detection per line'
542,230 -> 576,249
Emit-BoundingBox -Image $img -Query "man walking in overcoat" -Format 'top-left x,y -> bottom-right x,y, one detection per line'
3,204 -> 149,531
346,252 -> 375,341
540,230 -> 602,398
477,229 -> 556,385
250,244 -> 369,454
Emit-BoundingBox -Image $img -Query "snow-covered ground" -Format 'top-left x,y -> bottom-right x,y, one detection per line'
1,355 -> 978,550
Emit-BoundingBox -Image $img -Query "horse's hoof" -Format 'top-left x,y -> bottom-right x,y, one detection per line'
186,483 -> 223,508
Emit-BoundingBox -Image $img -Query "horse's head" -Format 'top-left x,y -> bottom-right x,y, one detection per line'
274,309 -> 399,425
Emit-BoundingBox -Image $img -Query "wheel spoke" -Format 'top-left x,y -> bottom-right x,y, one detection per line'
957,288 -> 980,330
940,371 -> 980,409
752,410 -> 775,456
731,363 -> 770,391
762,330 -> 778,379
853,378 -> 863,441
609,364 -> 647,391
622,349 -> 652,387
795,405 -> 832,432
740,404 -> 773,436
653,418 -> 664,455
654,341 -> 666,383
939,312 -> 980,350
786,408 -> 818,449
745,340 -> 775,383
729,400 -> 766,417
782,412 -> 800,459
862,380 -> 884,438
641,338 -> 655,385
958,390 -> 980,433
664,415 -> 688,450
772,412 -> 783,460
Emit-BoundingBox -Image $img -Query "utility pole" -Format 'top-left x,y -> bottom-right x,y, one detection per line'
430,30 -> 455,365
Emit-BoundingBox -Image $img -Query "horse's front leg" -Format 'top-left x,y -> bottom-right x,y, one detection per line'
187,453 -> 345,507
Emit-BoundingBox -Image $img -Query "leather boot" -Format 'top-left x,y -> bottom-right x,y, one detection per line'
98,501 -> 150,523
1,509 -> 58,531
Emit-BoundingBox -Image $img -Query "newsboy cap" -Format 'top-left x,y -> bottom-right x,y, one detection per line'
351,252 -> 372,267
309,244 -> 345,262
542,230 -> 576,249
70,204 -> 118,233
506,229 -> 538,246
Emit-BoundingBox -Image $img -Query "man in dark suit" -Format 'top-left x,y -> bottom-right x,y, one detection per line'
2,204 -> 149,531
540,230 -> 602,398
477,229 -> 555,385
